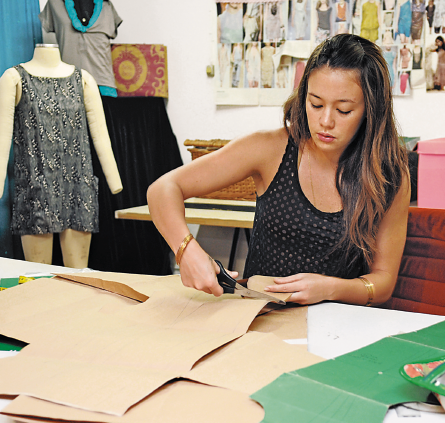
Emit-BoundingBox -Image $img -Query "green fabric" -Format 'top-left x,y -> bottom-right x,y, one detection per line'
251,320 -> 445,423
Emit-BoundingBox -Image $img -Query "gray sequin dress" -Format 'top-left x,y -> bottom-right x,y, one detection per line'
11,65 -> 99,236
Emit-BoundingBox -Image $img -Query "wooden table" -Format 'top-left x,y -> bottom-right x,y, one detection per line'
115,198 -> 256,269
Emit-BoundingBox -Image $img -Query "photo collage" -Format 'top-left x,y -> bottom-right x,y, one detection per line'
215,0 -> 443,105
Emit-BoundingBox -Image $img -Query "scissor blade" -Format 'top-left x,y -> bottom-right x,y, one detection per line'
235,285 -> 286,305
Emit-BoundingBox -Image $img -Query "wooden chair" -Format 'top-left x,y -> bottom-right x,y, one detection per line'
378,207 -> 445,315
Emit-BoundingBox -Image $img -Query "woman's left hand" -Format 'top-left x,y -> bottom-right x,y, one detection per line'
264,273 -> 333,304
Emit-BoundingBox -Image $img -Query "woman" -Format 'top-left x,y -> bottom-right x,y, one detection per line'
265,2 -> 283,41
433,35 -> 445,88
292,0 -> 308,40
147,34 -> 410,307
382,45 -> 397,90
243,3 -> 262,42
426,0 -> 435,34
360,0 -> 381,42
400,44 -> 413,69
396,0 -> 412,43
411,0 -> 426,43
245,42 -> 261,87
231,43 -> 243,88
261,42 -> 275,88
316,0 -> 333,44
218,3 -> 244,44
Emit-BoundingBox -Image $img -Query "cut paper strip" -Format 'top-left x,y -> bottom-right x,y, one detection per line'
248,275 -> 293,303
53,271 -> 183,300
54,273 -> 149,302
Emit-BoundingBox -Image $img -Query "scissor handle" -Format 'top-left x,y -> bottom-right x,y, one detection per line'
214,260 -> 236,294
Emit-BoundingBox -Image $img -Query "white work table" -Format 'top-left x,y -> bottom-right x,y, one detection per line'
0,257 -> 444,422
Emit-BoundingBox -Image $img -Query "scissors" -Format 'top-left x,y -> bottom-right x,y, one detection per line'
214,260 -> 286,305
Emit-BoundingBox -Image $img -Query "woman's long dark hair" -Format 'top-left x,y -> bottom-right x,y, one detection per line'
283,34 -> 409,276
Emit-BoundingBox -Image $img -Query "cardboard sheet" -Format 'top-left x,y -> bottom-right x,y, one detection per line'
3,381 -> 264,423
252,320 -> 445,423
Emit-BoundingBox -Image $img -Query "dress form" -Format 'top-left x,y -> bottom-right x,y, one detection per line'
21,44 -> 74,78
0,44 -> 122,268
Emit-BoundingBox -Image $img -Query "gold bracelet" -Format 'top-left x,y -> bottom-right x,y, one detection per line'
175,234 -> 194,266
358,276 -> 374,307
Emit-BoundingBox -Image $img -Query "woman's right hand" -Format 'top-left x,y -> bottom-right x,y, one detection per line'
177,240 -> 225,296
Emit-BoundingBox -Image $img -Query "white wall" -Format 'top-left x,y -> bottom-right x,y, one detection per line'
39,0 -> 445,274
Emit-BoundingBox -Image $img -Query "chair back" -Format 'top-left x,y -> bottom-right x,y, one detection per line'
378,207 -> 445,315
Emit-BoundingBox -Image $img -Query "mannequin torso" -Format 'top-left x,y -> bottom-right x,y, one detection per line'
0,44 -> 123,268
21,44 -> 74,77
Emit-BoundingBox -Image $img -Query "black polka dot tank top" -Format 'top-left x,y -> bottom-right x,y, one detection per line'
243,137 -> 363,279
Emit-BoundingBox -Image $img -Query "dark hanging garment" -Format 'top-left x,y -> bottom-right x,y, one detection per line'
87,97 -> 183,275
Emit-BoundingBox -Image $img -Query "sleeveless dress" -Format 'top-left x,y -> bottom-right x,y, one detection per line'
383,49 -> 397,85
261,45 -> 275,87
316,7 -> 332,44
411,1 -> 425,40
11,65 -> 99,236
219,7 -> 243,43
398,1 -> 412,37
293,0 -> 307,39
266,3 -> 282,40
243,138 -> 365,279
361,1 -> 380,42
434,48 -> 445,88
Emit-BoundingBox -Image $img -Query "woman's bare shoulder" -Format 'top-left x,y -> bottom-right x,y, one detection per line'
232,127 -> 289,152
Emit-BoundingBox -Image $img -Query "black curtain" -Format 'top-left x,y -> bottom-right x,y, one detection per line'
87,96 -> 183,275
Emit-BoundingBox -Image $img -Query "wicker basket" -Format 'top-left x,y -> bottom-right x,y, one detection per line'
184,139 -> 256,201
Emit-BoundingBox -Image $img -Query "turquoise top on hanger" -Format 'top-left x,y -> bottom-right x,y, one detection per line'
65,0 -> 103,33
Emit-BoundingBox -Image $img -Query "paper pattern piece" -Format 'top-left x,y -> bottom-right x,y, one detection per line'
2,331 -> 323,423
248,303 -> 307,340
111,44 -> 168,98
186,331 -> 324,394
0,272 -> 319,422
252,320 -> 445,423
0,277 -> 267,415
